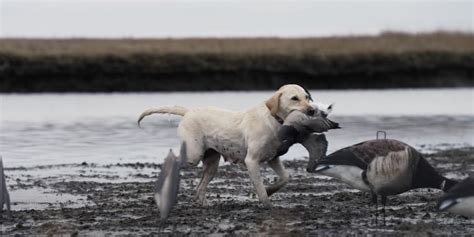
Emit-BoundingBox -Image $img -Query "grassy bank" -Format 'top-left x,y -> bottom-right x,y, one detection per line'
1,32 -> 473,92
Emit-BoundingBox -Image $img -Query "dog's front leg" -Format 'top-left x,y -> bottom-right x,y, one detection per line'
266,157 -> 289,196
244,157 -> 272,208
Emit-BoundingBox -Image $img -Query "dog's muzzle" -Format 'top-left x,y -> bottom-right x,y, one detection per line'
306,107 -> 316,116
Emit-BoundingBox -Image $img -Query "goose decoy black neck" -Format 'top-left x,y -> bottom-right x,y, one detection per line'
441,179 -> 459,192
410,152 -> 458,191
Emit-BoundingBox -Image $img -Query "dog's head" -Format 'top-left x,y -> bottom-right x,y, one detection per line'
265,84 -> 315,120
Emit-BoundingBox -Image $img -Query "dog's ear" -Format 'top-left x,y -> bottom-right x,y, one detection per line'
265,92 -> 282,116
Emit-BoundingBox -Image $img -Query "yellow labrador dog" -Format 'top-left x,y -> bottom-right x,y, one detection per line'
138,84 -> 315,208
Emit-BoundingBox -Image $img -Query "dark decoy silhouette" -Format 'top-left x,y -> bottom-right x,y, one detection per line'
310,139 -> 458,224
437,177 -> 474,217
0,157 -> 11,218
276,110 -> 339,157
154,144 -> 186,221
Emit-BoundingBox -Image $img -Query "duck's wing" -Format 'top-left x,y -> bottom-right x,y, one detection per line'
317,139 -> 409,170
300,117 -> 340,133
349,139 -> 409,164
276,126 -> 300,156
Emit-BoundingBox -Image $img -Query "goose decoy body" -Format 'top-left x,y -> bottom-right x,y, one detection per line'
0,157 -> 11,218
312,139 -> 457,195
154,145 -> 186,221
437,177 -> 474,217
312,139 -> 458,224
276,110 -> 340,157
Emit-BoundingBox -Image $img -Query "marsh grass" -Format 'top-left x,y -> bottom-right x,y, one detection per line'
1,32 -> 473,92
1,31 -> 473,56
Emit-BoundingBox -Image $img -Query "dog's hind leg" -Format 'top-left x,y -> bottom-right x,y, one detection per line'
266,157 -> 290,196
195,149 -> 220,206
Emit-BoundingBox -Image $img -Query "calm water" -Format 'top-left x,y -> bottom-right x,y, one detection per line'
1,88 -> 473,167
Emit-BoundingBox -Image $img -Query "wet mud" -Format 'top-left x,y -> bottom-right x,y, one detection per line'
1,147 -> 473,235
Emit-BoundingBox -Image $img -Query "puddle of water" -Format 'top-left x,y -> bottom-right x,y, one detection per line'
6,165 -> 159,184
1,89 -> 473,167
9,187 -> 94,210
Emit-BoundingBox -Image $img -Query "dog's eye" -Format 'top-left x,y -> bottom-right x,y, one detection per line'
291,96 -> 299,101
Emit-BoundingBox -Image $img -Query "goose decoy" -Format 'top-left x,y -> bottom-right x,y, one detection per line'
154,145 -> 186,221
0,157 -> 11,218
310,139 -> 458,224
276,110 -> 339,157
437,177 -> 474,217
310,143 -> 371,192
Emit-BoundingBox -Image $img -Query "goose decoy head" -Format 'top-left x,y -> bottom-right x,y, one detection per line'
154,146 -> 183,221
437,177 -> 474,217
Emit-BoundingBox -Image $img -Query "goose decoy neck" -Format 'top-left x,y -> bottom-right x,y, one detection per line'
411,153 -> 456,191
441,178 -> 458,192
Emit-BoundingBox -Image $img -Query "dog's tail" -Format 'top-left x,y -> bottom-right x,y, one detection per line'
138,105 -> 189,127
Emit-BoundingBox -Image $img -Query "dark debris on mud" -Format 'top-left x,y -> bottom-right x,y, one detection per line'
1,147 -> 473,235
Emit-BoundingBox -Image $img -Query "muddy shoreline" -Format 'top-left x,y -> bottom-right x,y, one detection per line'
1,147 -> 473,235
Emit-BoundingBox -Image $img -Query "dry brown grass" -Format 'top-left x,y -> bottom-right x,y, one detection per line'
1,31 -> 473,57
1,32 -> 473,92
